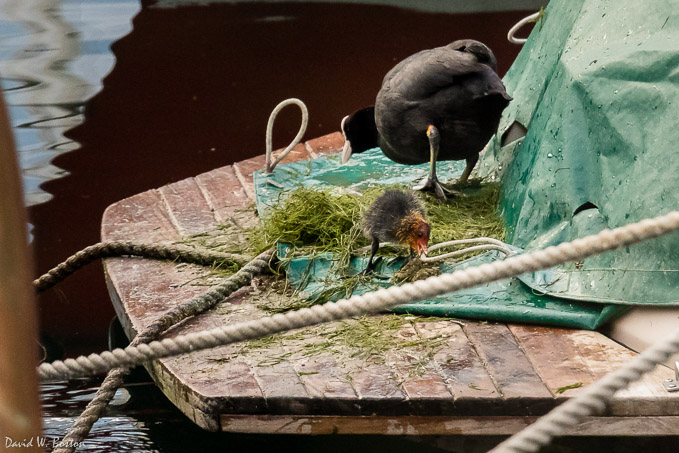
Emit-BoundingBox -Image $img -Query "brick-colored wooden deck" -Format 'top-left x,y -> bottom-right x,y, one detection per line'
102,132 -> 679,435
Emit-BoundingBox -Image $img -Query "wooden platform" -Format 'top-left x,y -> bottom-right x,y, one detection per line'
102,132 -> 679,435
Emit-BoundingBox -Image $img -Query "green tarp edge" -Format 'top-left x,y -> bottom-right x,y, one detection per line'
477,0 -> 679,305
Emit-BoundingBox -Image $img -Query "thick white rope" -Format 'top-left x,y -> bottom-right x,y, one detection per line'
491,326 -> 679,453
265,98 -> 308,173
38,210 -> 679,381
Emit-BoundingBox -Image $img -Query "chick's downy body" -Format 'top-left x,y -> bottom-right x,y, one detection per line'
362,190 -> 430,272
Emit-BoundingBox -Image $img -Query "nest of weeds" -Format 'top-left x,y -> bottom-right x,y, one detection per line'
252,183 -> 504,265
182,183 -> 505,309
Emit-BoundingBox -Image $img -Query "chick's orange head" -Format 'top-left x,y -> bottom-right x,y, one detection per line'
397,213 -> 430,255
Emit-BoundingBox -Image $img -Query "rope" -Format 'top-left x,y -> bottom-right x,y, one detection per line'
34,240 -> 250,293
265,98 -> 308,173
52,249 -> 274,453
507,10 -> 542,45
52,368 -> 128,453
38,210 -> 679,381
354,238 -> 512,262
490,326 -> 679,453
421,237 -> 513,262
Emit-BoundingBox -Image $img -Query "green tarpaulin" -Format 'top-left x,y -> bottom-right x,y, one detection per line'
253,0 -> 679,329
476,0 -> 679,305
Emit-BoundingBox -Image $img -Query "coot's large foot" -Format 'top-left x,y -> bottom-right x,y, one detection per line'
414,176 -> 455,200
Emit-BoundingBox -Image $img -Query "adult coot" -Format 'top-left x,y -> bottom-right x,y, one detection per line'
341,39 -> 511,199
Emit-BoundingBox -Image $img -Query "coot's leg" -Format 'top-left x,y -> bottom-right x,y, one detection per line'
414,125 -> 451,200
363,238 -> 381,274
454,154 -> 478,186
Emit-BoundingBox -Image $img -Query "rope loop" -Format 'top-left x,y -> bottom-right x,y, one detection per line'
507,10 -> 542,45
421,237 -> 513,263
265,98 -> 309,174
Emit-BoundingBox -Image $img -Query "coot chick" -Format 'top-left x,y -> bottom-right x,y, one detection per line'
362,189 -> 430,273
342,39 -> 511,200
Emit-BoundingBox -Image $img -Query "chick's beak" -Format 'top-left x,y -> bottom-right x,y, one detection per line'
412,239 -> 428,256
342,139 -> 353,164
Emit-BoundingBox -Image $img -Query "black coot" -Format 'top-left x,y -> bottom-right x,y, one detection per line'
342,39 -> 511,199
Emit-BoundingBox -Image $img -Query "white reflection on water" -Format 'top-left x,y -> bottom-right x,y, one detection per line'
0,0 -> 140,206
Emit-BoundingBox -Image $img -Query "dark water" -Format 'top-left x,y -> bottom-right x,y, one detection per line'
3,0 -> 542,451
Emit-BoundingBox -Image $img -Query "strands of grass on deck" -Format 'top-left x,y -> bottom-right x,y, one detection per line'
556,382 -> 584,394
301,315 -> 410,360
233,313 -> 453,372
173,221 -> 252,284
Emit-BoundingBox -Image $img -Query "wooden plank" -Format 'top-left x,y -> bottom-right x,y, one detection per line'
305,131 -> 344,157
346,359 -> 408,412
510,325 -> 679,416
101,189 -> 178,243
233,154 -> 267,181
577,330 -> 679,416
106,259 -> 211,328
464,323 -> 553,413
282,330 -> 360,414
416,321 -> 500,414
102,180 -> 266,428
147,359 -> 222,431
220,414 -> 679,436
384,322 -> 454,414
194,165 -> 250,223
102,189 -> 213,329
240,336 -> 311,414
146,287 -> 267,420
158,177 -> 217,236
508,325 -> 597,398
232,155 -> 266,200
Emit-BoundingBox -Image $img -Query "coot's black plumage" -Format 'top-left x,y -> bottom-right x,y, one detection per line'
362,189 -> 430,273
342,39 -> 511,199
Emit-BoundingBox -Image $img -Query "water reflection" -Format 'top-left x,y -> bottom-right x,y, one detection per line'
0,0 -> 139,206
41,379 -> 174,452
